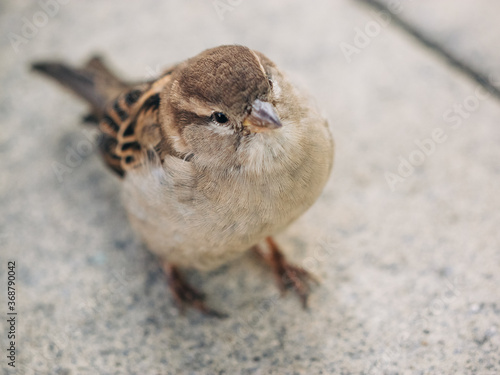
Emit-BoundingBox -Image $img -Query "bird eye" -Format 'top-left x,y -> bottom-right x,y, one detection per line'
212,112 -> 228,124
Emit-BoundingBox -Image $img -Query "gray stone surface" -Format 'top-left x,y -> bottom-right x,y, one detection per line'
374,0 -> 500,91
1,1 -> 499,374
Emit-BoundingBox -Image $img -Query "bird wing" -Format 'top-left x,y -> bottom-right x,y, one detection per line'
99,78 -> 164,175
33,56 -> 180,177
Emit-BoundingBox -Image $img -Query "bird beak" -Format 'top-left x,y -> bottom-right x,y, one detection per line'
242,99 -> 282,132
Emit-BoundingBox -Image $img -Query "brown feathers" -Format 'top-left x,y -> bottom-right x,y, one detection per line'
32,46 -> 282,176
100,75 -> 173,173
177,46 -> 272,115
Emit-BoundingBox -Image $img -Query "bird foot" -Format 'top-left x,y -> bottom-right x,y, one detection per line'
254,237 -> 319,308
160,261 -> 227,318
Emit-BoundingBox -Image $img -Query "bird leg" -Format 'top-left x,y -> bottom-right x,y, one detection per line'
253,237 -> 319,308
160,261 -> 227,318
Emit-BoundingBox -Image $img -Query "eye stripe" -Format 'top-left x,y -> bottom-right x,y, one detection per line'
266,74 -> 273,89
250,49 -> 267,80
175,109 -> 208,125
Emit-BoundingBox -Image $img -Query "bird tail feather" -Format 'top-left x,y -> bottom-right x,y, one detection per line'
32,56 -> 128,115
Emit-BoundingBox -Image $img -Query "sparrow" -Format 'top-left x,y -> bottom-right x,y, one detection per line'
32,45 -> 334,316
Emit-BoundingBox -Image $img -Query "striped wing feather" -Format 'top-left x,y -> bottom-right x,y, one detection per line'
99,72 -> 174,175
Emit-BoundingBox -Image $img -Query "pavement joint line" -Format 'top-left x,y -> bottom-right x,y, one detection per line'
355,0 -> 500,101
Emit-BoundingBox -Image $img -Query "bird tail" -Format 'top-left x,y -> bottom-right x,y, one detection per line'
32,56 -> 128,116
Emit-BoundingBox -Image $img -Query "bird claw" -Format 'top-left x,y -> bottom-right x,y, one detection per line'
161,261 -> 227,318
277,261 -> 318,308
254,237 -> 319,308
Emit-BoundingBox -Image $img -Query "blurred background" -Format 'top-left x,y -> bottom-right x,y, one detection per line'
1,1 -> 499,374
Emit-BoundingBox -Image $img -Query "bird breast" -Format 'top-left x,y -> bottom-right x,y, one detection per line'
121,116 -> 333,270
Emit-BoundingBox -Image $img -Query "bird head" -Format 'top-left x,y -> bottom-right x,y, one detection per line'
159,45 -> 296,168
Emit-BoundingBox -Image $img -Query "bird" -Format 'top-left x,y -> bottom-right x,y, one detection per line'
32,45 -> 334,316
